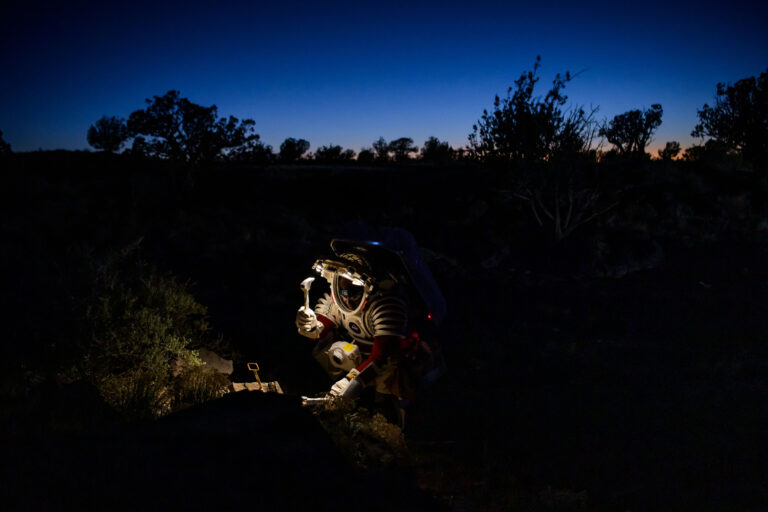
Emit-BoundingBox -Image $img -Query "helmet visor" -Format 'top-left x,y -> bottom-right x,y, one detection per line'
338,276 -> 364,309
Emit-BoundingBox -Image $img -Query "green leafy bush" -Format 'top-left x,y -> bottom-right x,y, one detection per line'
81,244 -> 219,420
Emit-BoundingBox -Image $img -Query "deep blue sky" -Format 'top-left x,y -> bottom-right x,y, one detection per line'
1,0 -> 766,154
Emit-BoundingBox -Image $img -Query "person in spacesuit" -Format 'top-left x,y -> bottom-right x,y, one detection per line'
295,230 -> 447,424
295,252 -> 410,407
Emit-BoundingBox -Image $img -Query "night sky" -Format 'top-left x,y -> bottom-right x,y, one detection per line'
2,0 -> 766,154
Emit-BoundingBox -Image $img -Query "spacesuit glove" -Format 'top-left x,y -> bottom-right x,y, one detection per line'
296,307 -> 320,335
330,369 -> 360,398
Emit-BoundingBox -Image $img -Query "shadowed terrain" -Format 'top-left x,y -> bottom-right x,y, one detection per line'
2,152 -> 767,509
3,391 -> 441,511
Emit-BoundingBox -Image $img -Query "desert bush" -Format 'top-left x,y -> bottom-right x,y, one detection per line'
389,137 -> 418,162
172,366 -> 230,408
692,68 -> 768,172
230,140 -> 275,165
279,137 -> 310,162
600,104 -> 663,158
97,369 -> 172,421
312,397 -> 408,468
421,136 -> 455,164
469,56 -> 596,163
469,58 -> 609,241
658,141 -> 681,161
512,159 -> 615,241
683,139 -> 741,170
81,243 -> 214,420
372,137 -> 390,162
313,144 -> 355,163
357,148 -> 375,163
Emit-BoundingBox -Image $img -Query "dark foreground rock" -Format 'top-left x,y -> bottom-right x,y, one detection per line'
2,392 -> 442,511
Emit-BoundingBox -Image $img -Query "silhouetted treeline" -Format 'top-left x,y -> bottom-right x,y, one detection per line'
1,62 -> 764,172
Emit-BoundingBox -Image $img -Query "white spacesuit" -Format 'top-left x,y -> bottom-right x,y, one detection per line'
297,255 -> 409,399
296,230 -> 447,409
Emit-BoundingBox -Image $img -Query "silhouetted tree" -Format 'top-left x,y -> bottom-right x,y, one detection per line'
388,137 -> 417,162
421,136 -> 454,164
469,56 -> 597,162
279,138 -> 310,163
372,137 -> 390,162
0,130 -> 11,156
454,147 -> 473,161
127,90 -> 259,164
599,104 -> 663,157
692,69 -> 768,171
357,148 -> 375,163
314,144 -> 355,163
231,141 -> 274,165
683,139 -> 733,165
314,145 -> 340,161
87,116 -> 128,153
658,141 -> 681,161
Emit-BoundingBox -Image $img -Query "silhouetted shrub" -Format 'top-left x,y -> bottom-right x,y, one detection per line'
469,58 -> 606,240
0,129 -> 12,155
515,158 -> 614,241
127,90 -> 260,164
693,69 -> 768,172
357,148 -> 375,163
231,140 -> 274,165
388,137 -> 417,162
87,116 -> 129,153
469,56 -> 597,163
279,137 -> 310,163
372,137 -> 390,162
421,136 -> 455,164
600,105 -> 663,158
658,141 -> 681,161
683,139 -> 738,168
314,144 -> 355,163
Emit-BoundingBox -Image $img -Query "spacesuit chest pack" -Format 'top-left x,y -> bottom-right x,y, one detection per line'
312,273 -> 381,378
